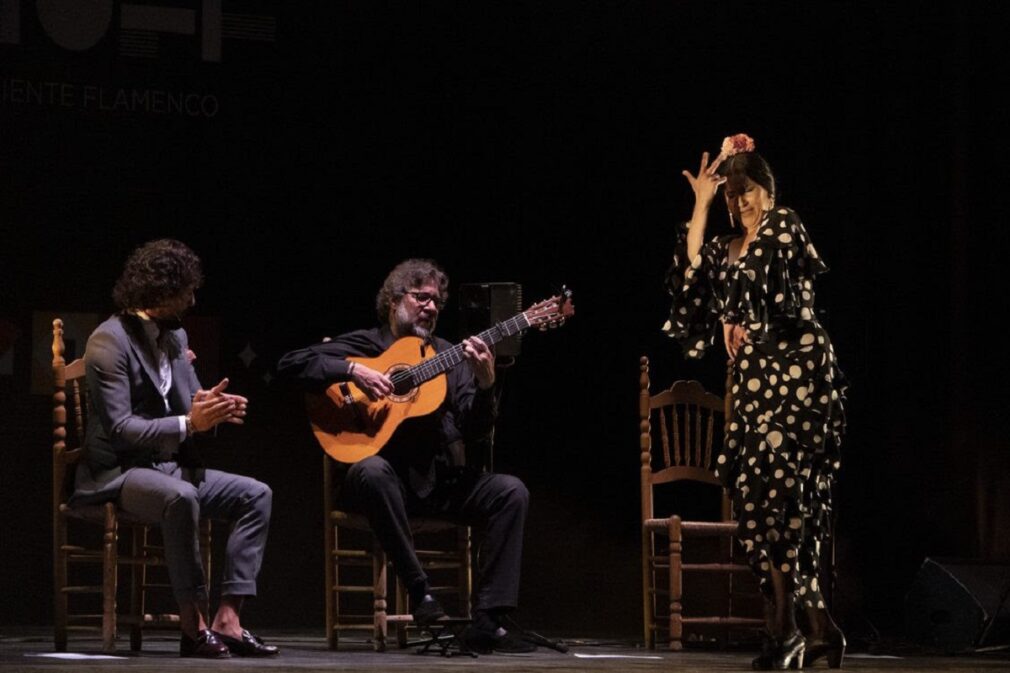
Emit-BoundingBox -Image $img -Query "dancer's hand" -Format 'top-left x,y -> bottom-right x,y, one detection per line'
682,151 -> 726,208
723,323 -> 750,362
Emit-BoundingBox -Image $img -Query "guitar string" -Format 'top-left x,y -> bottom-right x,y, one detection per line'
384,302 -> 563,386
388,322 -> 511,385
387,313 -> 532,386
384,300 -> 562,386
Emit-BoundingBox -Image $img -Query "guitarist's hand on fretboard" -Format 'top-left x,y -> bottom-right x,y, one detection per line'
462,336 -> 496,389
351,363 -> 394,401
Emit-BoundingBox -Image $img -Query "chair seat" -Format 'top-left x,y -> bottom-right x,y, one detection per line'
680,616 -> 765,626
643,517 -> 739,536
652,561 -> 752,573
330,510 -> 460,535
60,503 -> 153,527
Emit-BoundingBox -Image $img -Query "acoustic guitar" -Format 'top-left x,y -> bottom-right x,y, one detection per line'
307,289 -> 574,463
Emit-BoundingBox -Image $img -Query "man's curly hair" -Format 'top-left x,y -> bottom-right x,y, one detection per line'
375,259 -> 449,324
112,239 -> 204,310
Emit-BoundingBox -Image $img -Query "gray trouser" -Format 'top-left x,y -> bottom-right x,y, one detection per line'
117,462 -> 272,602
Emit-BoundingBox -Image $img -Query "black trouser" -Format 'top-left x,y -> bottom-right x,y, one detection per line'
341,455 -> 528,612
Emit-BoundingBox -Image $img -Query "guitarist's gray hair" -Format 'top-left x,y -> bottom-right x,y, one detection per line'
376,258 -> 450,324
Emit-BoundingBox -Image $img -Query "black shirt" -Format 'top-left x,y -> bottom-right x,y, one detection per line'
277,325 -> 497,497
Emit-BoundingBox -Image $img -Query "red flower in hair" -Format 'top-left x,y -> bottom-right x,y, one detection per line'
719,133 -> 756,159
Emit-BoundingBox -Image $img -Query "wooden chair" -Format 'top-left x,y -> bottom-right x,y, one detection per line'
639,355 -> 763,650
52,318 -> 211,653
323,455 -> 473,651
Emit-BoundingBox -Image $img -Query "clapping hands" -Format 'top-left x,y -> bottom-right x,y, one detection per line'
190,378 -> 248,432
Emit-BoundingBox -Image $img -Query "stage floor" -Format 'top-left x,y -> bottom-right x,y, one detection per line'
2,629 -> 1008,672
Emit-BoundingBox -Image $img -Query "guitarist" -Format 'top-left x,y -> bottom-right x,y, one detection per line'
277,259 -> 536,654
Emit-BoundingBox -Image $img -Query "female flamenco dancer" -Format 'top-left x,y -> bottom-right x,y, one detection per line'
663,134 -> 847,669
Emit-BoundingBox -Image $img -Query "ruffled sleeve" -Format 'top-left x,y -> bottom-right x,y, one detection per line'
662,222 -> 728,359
723,207 -> 828,343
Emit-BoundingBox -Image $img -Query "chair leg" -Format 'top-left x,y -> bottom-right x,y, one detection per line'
102,503 -> 119,654
668,517 -> 683,651
642,526 -> 654,649
54,514 -> 68,652
371,539 -> 388,652
129,527 -> 144,651
325,520 -> 338,650
395,575 -> 408,648
723,534 -> 733,647
458,526 -> 472,617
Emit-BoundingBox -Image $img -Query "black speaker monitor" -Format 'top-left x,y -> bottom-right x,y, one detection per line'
458,283 -> 523,359
904,557 -> 1010,653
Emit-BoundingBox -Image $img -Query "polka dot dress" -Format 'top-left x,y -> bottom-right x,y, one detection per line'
662,207 -> 847,607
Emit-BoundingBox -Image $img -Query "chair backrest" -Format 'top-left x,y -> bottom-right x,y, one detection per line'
639,356 -> 732,522
53,319 -> 89,510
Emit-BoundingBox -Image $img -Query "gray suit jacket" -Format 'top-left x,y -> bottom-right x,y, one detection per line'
70,313 -> 203,505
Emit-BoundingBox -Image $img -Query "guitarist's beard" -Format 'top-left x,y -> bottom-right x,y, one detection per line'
393,304 -> 435,341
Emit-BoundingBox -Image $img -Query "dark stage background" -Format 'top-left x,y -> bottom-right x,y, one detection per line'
2,1 -> 1008,641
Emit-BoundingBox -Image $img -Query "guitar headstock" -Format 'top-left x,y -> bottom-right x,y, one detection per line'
524,286 -> 575,331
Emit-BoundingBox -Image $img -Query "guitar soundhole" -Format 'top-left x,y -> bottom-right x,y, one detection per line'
386,364 -> 417,402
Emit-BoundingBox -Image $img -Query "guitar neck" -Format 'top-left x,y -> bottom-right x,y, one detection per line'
409,312 -> 531,385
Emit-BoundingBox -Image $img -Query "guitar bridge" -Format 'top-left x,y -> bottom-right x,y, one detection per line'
336,382 -> 368,431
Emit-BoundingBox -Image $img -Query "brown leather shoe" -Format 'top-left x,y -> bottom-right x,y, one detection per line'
180,629 -> 231,658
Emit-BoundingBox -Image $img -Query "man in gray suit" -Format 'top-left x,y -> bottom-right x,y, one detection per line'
71,239 -> 277,658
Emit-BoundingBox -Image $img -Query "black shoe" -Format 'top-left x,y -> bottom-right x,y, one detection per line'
753,635 -> 778,670
803,628 -> 845,669
180,629 -> 230,658
461,625 -> 538,655
412,595 -> 446,629
774,631 -> 806,670
213,629 -> 279,657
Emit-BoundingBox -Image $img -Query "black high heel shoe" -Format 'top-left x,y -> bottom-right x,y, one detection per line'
803,628 -> 845,669
774,631 -> 805,670
752,635 -> 779,670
